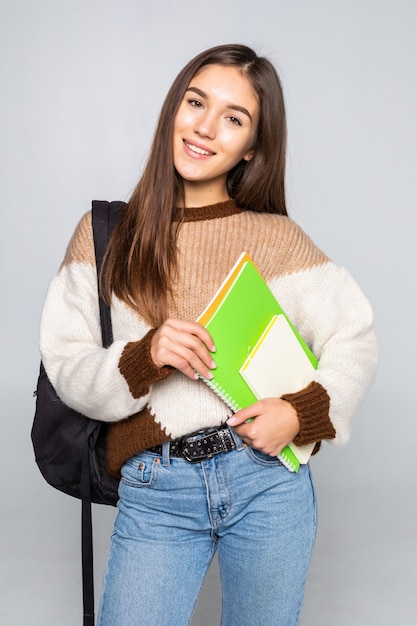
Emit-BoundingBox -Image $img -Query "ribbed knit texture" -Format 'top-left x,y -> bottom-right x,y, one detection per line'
282,381 -> 335,445
119,330 -> 173,398
40,199 -> 378,477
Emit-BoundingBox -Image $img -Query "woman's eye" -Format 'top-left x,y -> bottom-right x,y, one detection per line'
228,116 -> 242,126
188,99 -> 203,108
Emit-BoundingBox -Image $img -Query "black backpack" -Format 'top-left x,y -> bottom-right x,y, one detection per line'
31,200 -> 126,626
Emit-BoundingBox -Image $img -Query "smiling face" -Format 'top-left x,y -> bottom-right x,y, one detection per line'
173,64 -> 260,207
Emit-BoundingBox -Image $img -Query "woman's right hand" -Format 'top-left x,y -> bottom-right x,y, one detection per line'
150,318 -> 216,381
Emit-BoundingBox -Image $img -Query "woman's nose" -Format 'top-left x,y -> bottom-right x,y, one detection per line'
194,112 -> 216,139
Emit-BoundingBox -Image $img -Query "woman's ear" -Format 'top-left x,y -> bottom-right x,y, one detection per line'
243,149 -> 255,162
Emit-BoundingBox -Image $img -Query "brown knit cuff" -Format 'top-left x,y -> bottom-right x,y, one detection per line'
281,381 -> 336,449
119,329 -> 173,399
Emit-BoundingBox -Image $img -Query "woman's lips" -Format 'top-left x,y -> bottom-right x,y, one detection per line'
183,139 -> 215,157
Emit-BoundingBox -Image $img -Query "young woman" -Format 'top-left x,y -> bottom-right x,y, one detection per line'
40,44 -> 378,625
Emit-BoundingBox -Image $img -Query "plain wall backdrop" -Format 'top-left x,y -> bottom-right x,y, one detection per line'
1,1 -> 416,624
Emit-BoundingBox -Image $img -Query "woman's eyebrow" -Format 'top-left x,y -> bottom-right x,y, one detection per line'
185,86 -> 253,121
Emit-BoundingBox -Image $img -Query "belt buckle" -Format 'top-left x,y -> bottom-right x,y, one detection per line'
179,429 -> 222,463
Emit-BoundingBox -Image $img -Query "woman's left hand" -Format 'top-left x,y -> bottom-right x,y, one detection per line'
227,398 -> 300,457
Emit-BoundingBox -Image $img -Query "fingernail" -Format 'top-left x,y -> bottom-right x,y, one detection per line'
210,360 -> 216,369
226,416 -> 236,426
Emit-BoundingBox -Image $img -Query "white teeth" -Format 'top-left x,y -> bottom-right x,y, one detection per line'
185,141 -> 211,156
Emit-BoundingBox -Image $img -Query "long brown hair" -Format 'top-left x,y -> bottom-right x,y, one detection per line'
104,44 -> 288,326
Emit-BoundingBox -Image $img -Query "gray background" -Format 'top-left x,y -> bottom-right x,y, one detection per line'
1,1 -> 416,624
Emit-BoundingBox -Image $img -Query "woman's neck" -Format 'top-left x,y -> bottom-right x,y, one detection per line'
181,179 -> 230,208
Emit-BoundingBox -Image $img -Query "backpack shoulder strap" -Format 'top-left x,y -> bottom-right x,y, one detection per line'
91,200 -> 126,348
81,199 -> 126,626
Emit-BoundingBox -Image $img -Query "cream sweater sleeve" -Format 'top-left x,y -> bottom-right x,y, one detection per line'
270,261 -> 379,446
40,212 -> 171,422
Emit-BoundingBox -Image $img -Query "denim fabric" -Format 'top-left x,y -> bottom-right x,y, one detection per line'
97,435 -> 317,626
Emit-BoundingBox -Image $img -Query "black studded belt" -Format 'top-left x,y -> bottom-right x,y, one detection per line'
148,425 -> 236,463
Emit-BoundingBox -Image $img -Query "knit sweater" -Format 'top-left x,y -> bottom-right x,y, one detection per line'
40,200 -> 378,477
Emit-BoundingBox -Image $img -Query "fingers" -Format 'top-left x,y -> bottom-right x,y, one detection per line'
227,398 -> 300,457
226,405 -> 259,427
150,318 -> 216,380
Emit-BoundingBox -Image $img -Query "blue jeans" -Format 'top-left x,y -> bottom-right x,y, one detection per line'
97,433 -> 317,626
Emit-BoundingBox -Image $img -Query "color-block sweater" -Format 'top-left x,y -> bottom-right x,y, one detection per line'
40,200 -> 378,477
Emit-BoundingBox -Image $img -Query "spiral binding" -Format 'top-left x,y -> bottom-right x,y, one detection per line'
277,448 -> 299,472
199,375 -> 242,413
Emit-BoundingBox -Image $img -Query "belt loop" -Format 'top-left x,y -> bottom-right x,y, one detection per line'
228,426 -> 246,451
162,442 -> 171,467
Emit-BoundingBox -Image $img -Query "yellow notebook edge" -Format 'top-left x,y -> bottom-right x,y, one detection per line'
197,252 -> 251,326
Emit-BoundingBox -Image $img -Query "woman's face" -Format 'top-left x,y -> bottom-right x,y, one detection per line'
173,63 -> 260,206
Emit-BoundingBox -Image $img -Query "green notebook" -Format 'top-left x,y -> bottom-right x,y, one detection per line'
197,252 -> 318,472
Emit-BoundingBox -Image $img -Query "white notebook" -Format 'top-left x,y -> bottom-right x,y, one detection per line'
239,314 -> 317,465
